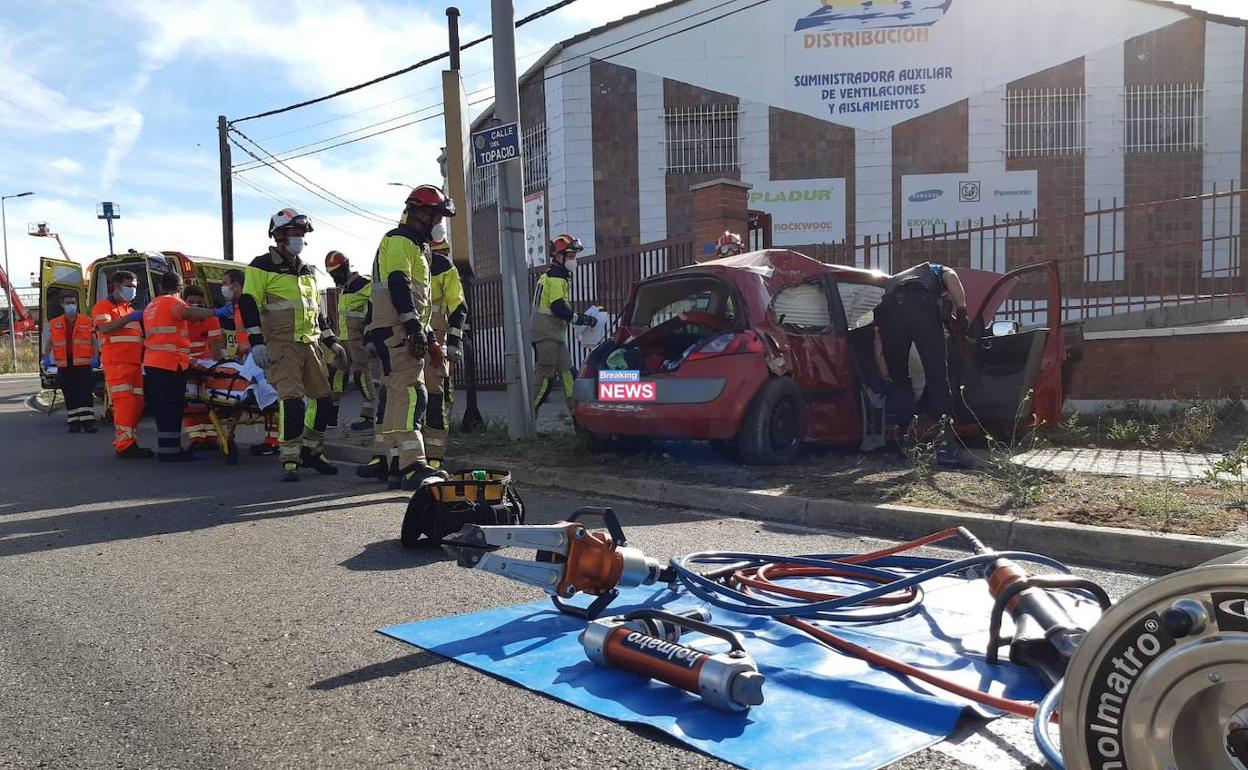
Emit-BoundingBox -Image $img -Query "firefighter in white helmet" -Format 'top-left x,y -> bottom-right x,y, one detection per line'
239,209 -> 347,482
716,231 -> 745,257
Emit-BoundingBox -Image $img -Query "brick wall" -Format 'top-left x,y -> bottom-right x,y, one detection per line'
663,79 -> 741,241
893,100 -> 970,269
1068,331 -> 1248,400
1123,19 -> 1207,294
769,107 -> 855,257
591,61 -> 640,251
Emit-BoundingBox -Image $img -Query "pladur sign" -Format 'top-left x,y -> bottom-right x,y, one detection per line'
596,0 -> 1186,131
901,171 -> 1037,234
749,179 -> 847,246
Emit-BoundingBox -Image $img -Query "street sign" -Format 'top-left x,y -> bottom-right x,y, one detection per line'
472,121 -> 521,169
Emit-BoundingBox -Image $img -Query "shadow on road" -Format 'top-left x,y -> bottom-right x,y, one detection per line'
307,650 -> 448,691
339,539 -> 449,572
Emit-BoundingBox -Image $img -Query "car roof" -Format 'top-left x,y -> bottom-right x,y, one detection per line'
679,249 -> 889,287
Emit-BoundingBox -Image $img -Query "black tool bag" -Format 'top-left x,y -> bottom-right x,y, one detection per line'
401,469 -> 525,548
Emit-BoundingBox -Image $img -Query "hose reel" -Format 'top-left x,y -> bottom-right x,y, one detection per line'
1058,549 -> 1248,770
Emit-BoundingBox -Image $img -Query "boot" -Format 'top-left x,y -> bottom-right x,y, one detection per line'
281,460 -> 300,482
387,458 -> 402,490
117,444 -> 155,459
251,443 -> 280,457
355,455 -> 389,480
82,421 -> 98,434
349,416 -> 375,432
401,462 -> 449,491
68,423 -> 81,433
300,447 -> 339,475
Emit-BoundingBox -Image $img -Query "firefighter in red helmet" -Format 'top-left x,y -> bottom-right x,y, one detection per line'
532,234 -> 597,417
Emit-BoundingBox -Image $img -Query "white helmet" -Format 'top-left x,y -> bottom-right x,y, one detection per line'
268,208 -> 314,238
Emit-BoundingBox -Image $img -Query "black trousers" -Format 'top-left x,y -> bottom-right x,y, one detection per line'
57,365 -> 94,426
877,291 -> 954,428
145,367 -> 189,456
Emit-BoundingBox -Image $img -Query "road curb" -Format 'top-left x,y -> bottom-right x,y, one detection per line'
322,441 -> 1244,574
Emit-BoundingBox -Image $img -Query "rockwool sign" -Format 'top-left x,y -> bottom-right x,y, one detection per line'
600,0 -> 1188,131
749,179 -> 847,246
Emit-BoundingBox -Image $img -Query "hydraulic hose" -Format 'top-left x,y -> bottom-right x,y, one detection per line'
1033,680 -> 1066,769
667,528 -> 1096,720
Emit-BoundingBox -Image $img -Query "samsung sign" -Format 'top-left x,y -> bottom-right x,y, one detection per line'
909,189 -> 944,203
749,178 -> 848,246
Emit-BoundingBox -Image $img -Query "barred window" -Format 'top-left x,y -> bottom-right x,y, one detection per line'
1124,83 -> 1204,153
664,104 -> 740,174
1005,88 -> 1086,158
471,164 -> 498,210
523,122 -> 548,193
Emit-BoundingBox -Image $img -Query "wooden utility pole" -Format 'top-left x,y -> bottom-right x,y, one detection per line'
218,115 -> 235,260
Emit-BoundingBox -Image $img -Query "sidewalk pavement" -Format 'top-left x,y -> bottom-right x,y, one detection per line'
1010,447 -> 1224,480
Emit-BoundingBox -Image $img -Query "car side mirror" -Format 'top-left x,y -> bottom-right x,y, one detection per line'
991,320 -> 1020,337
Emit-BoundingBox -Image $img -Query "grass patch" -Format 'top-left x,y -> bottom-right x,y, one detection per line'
1040,400 -> 1247,453
0,336 -> 40,375
449,426 -> 1243,538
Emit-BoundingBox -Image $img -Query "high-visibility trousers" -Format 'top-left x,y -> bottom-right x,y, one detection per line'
374,337 -> 427,470
182,403 -> 217,445
105,363 -> 144,453
423,350 -> 451,468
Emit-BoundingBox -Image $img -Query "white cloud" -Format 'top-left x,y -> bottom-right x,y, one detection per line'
48,158 -> 85,176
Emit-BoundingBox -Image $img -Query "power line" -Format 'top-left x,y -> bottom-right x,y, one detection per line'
230,174 -> 371,243
232,0 -> 583,124
229,127 -> 393,223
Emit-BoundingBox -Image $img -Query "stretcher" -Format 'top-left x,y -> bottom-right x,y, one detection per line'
184,357 -> 278,465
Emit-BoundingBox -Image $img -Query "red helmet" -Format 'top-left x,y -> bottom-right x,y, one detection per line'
324,251 -> 349,272
549,234 -> 584,259
269,208 -> 313,238
716,231 -> 744,257
405,185 -> 456,217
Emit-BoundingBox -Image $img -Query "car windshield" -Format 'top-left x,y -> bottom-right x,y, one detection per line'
838,281 -> 885,330
629,276 -> 736,328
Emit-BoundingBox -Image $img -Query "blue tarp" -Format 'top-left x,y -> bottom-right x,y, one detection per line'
380,576 -> 1047,770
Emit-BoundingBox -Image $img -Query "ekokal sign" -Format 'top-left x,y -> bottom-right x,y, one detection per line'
472,122 -> 521,169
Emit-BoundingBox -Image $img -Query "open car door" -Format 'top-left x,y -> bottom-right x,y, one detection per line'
958,261 -> 1067,431
39,256 -> 86,389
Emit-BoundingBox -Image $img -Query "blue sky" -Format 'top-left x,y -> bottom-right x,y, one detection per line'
0,0 -> 666,287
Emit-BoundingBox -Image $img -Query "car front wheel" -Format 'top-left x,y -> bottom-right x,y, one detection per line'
737,377 -> 804,465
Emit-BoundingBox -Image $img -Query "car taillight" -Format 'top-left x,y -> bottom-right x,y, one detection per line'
685,331 -> 763,362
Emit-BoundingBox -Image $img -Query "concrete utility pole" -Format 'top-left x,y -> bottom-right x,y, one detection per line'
2,191 -> 34,371
491,0 -> 536,440
218,116 -> 235,260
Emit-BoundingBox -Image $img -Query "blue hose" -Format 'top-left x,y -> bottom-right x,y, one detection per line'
1034,681 -> 1067,769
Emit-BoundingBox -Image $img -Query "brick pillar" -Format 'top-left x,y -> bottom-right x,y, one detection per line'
690,178 -> 752,262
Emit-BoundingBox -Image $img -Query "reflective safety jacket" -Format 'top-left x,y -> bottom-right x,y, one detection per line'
240,248 -> 333,345
337,274 -> 371,341
49,313 -> 93,367
531,263 -> 575,344
92,298 -> 143,366
369,225 -> 430,333
143,294 -> 192,372
429,252 -> 466,344
187,316 -> 223,361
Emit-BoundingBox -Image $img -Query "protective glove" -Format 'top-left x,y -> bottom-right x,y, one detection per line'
91,354 -> 101,369
42,354 -> 53,368
404,332 -> 428,360
213,304 -> 234,321
950,307 -> 969,337
329,342 -> 348,370
251,343 -> 271,369
573,312 -> 598,328
445,342 -> 464,366
126,310 -> 143,323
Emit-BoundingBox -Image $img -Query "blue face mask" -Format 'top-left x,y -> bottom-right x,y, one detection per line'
120,286 -> 137,301
63,304 -> 78,317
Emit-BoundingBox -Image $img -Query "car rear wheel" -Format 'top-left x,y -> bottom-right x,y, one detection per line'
737,377 -> 804,465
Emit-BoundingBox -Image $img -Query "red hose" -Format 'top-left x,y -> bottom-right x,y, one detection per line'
730,527 -> 1042,719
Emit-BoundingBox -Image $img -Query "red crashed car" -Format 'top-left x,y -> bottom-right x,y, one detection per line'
572,250 -> 1081,464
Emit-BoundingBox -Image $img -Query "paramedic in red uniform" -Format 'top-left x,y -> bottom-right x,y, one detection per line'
181,284 -> 224,450
143,272 -> 216,462
92,270 -> 151,458
44,293 -> 98,433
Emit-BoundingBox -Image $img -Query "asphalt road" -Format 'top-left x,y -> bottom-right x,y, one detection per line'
0,375 -> 1150,770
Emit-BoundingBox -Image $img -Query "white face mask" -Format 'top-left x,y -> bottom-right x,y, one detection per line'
564,257 -> 577,273
285,237 -> 305,256
220,285 -> 234,301
119,285 -> 137,301
430,222 -> 447,244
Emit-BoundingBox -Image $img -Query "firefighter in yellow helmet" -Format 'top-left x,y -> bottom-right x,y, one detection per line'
324,250 -> 380,431
355,185 -> 455,490
240,209 -> 347,482
532,234 -> 597,417
424,233 -> 467,469
716,231 -> 745,257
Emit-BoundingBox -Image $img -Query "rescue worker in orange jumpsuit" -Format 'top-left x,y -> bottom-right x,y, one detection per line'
92,270 -> 151,458
143,271 -> 216,462
44,293 -> 98,433
219,268 -> 280,455
181,284 -> 224,450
